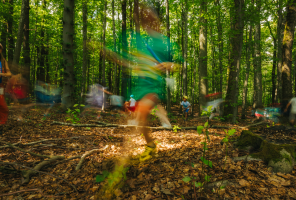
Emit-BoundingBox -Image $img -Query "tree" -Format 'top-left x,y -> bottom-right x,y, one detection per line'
81,0 -> 88,98
253,0 -> 262,109
101,0 -> 107,86
182,0 -> 188,96
23,0 -> 30,82
121,0 -> 127,98
199,0 -> 208,115
281,0 -> 296,100
112,0 -> 117,94
62,0 -> 76,108
224,0 -> 244,123
165,0 -> 171,113
13,0 -> 29,65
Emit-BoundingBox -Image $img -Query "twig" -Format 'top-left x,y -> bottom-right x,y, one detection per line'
0,188 -> 65,198
0,141 -> 50,158
75,145 -> 109,171
0,160 -> 77,192
0,137 -> 80,149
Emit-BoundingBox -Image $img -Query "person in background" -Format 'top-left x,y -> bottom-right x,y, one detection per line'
129,95 -> 136,116
284,96 -> 296,126
0,43 -> 12,133
180,96 -> 191,121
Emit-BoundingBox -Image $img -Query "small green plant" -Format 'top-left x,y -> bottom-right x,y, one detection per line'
173,125 -> 181,132
150,106 -> 159,121
86,127 -> 91,130
109,136 -> 113,139
201,105 -> 213,117
95,165 -> 129,186
66,104 -> 85,124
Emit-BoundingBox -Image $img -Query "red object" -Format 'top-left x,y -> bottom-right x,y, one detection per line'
255,113 -> 264,117
129,106 -> 136,112
5,75 -> 28,100
0,95 -> 9,125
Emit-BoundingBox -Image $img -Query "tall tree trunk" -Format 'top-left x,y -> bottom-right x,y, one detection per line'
7,0 -> 14,63
276,0 -> 283,102
1,16 -> 7,59
210,26 -> 215,93
224,0 -> 244,123
253,0 -> 262,108
134,0 -> 140,49
182,0 -> 188,96
62,0 -> 75,108
112,0 -> 117,94
37,0 -> 46,82
242,24 -> 253,119
215,0 -> 223,92
23,0 -> 30,81
121,0 -> 127,98
165,0 -> 171,113
82,0 -> 88,98
13,0 -> 29,65
102,1 -> 107,86
281,0 -> 296,100
192,29 -> 198,117
199,0 -> 208,115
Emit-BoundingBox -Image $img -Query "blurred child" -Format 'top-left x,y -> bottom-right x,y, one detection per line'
181,96 -> 190,120
129,95 -> 136,112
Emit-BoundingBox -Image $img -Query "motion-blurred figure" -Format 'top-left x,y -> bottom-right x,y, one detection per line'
105,4 -> 181,161
0,43 -> 12,132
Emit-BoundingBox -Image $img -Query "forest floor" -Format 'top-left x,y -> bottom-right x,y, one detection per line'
1,105 -> 296,200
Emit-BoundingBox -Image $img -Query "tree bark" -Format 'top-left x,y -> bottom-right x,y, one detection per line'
253,0 -> 262,108
112,0 -> 117,94
281,0 -> 296,100
7,0 -> 14,64
165,0 -> 171,113
82,0 -> 88,98
276,0 -> 283,102
223,0 -> 244,123
182,0 -> 188,96
121,0 -> 127,98
102,1 -> 107,86
13,0 -> 29,65
23,0 -> 30,81
62,0 -> 76,108
199,0 -> 208,115
1,15 -> 7,59
215,0 -> 223,92
242,24 -> 253,119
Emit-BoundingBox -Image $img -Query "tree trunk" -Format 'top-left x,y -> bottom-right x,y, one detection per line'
62,0 -> 75,108
82,0 -> 88,98
13,0 -> 29,65
281,0 -> 296,100
253,0 -> 262,108
1,15 -> 7,59
112,0 -> 117,94
182,0 -> 188,96
7,0 -> 14,63
210,26 -> 215,93
223,0 -> 244,123
241,24 -> 253,119
23,0 -> 30,81
102,1 -> 107,86
199,0 -> 208,115
121,0 -> 127,98
215,0 -> 223,92
276,0 -> 283,102
165,0 -> 171,113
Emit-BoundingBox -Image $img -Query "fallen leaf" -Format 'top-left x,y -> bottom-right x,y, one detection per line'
238,179 -> 250,187
161,188 -> 173,195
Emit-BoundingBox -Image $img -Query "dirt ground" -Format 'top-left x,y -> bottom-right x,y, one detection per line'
0,104 -> 296,200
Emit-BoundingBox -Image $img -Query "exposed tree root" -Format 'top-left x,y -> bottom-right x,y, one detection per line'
76,145 -> 109,171
0,159 -> 77,192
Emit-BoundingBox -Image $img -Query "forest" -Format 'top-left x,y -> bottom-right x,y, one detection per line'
1,0 -> 296,199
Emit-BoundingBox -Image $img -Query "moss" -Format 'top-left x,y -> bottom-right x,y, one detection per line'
251,140 -> 296,165
236,130 -> 263,151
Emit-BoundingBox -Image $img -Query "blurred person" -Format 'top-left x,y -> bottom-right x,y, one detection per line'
284,96 -> 296,126
0,43 -> 12,133
105,4 -> 181,161
180,96 -> 190,121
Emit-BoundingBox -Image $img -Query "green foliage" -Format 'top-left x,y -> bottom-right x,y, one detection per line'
173,125 -> 181,132
95,165 -> 129,186
66,104 -> 85,124
201,106 -> 213,117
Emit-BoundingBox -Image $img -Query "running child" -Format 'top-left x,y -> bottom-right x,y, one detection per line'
181,96 -> 191,120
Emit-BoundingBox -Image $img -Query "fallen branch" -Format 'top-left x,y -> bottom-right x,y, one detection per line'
0,188 -> 65,198
0,137 -> 80,149
0,159 -> 77,192
52,121 -> 269,131
75,145 -> 109,171
0,141 -> 50,158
